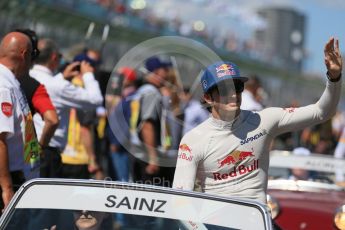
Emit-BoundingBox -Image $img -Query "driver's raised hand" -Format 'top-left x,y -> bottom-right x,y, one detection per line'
324,37 -> 342,80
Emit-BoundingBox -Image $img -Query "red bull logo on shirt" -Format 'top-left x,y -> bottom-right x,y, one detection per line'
213,159 -> 259,181
218,150 -> 254,168
215,64 -> 236,78
214,149 -> 258,181
179,144 -> 192,153
178,144 -> 193,161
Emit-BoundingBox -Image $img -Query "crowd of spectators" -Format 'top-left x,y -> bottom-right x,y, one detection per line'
44,0 -> 262,61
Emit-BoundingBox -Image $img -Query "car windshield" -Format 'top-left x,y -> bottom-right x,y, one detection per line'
5,208 -> 235,230
0,179 -> 272,230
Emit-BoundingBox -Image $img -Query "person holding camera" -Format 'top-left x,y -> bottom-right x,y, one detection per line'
29,38 -> 103,178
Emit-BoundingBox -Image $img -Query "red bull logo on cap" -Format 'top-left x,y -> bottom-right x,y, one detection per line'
178,144 -> 193,161
215,64 -> 232,72
215,64 -> 236,78
218,150 -> 254,168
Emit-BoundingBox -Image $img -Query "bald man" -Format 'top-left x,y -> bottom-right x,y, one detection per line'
0,32 -> 39,210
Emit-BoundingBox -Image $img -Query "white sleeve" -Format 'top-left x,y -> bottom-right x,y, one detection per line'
264,80 -> 341,136
173,137 -> 201,190
54,73 -> 64,80
0,88 -> 14,135
58,72 -> 103,109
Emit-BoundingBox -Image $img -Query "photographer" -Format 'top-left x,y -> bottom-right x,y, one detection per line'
30,38 -> 103,178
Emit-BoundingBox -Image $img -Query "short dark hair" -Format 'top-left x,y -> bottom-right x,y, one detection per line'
35,39 -> 58,64
201,88 -> 217,113
200,97 -> 212,112
246,75 -> 261,88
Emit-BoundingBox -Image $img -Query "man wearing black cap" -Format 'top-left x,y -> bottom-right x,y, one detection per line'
173,38 -> 342,206
131,56 -> 171,185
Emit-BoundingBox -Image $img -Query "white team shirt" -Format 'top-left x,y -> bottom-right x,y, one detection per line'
0,64 -> 30,171
30,64 -> 103,149
173,79 -> 341,204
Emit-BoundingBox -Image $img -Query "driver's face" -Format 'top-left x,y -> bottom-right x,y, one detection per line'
210,80 -> 244,112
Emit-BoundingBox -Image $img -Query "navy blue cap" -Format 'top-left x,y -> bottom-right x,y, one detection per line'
145,56 -> 172,72
201,61 -> 248,93
73,53 -> 101,67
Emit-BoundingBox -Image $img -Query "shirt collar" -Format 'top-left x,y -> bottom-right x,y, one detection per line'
0,63 -> 21,89
32,64 -> 54,76
210,114 -> 241,129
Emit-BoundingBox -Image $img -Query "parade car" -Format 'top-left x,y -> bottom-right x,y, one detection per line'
268,150 -> 345,230
0,179 -> 273,230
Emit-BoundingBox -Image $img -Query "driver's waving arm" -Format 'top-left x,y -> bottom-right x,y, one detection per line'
262,37 -> 342,136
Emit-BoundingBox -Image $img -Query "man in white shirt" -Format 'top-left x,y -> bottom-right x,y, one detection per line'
0,32 -> 36,209
30,38 -> 103,178
181,87 -> 209,135
240,75 -> 264,111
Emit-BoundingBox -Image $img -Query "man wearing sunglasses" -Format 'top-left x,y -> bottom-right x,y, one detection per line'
173,38 -> 342,207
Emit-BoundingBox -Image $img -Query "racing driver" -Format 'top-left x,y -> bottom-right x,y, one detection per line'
173,37 -> 342,206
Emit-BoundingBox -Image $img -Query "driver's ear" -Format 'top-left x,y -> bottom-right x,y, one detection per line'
203,93 -> 213,105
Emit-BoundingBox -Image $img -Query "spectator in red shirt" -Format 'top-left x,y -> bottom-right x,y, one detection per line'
20,77 -> 59,150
